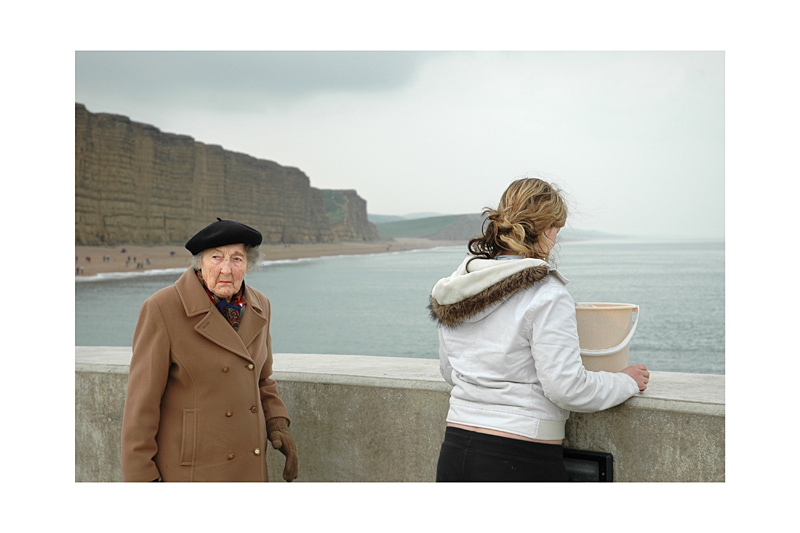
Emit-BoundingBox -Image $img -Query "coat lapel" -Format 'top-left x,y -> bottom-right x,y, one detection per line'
236,290 -> 268,351
174,268 -> 260,362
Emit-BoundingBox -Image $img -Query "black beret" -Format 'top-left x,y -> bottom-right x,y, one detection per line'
185,218 -> 263,255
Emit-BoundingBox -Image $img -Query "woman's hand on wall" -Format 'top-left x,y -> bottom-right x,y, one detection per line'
621,364 -> 650,392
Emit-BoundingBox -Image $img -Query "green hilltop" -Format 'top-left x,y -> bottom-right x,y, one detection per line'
373,214 -> 473,239
372,213 -> 620,241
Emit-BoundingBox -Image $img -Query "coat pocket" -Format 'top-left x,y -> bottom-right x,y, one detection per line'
179,409 -> 197,466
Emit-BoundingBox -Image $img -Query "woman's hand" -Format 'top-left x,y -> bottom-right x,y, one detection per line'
620,364 -> 649,391
266,417 -> 299,482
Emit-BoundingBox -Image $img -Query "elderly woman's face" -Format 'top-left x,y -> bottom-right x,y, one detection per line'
200,243 -> 248,300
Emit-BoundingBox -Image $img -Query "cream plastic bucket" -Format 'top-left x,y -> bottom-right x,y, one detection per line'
575,303 -> 639,372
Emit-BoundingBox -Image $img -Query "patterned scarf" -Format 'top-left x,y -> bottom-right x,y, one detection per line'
195,269 -> 247,330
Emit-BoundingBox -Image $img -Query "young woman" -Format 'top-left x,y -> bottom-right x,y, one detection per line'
429,178 -> 649,482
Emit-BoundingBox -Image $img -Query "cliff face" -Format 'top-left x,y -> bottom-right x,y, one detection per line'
75,104 -> 379,246
323,190 -> 381,241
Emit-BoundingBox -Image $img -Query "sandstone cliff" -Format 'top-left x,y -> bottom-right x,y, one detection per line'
323,190 -> 380,241
75,103 -> 379,246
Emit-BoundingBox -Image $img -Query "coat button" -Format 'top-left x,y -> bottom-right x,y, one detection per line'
222,366 -> 230,372
254,448 -> 261,456
227,454 -> 235,460
247,364 -> 255,370
250,406 -> 257,413
226,411 -> 233,417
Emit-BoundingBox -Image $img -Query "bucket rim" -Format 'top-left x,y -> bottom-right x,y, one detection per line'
575,302 -> 638,311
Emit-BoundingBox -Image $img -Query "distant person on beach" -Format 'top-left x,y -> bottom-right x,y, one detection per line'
121,218 -> 298,482
428,178 -> 649,482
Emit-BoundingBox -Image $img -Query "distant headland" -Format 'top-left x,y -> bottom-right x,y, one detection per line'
369,213 -> 621,242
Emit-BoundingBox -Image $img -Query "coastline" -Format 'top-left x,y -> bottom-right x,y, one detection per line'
75,238 -> 463,278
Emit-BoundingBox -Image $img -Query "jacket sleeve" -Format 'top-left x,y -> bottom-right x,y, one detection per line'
528,282 -> 639,413
258,298 -> 291,423
438,329 -> 455,385
121,297 -> 170,482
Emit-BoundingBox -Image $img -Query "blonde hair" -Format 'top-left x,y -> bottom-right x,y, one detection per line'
468,178 -> 568,262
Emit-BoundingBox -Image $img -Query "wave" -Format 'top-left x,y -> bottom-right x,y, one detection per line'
75,267 -> 187,283
259,246 -> 459,267
75,245 -> 464,282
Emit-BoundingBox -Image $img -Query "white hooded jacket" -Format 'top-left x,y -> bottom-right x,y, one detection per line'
429,255 -> 639,441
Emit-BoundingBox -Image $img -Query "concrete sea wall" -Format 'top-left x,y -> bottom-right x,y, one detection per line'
75,347 -> 724,482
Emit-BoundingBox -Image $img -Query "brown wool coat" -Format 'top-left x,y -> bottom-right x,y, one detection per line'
121,268 -> 290,482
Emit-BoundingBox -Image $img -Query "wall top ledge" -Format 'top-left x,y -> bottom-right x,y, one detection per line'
75,347 -> 723,416
75,346 -> 132,373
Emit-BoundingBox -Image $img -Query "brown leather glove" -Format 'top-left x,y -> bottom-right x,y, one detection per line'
266,417 -> 298,482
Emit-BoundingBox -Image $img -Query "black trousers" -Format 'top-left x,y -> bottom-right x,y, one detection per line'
436,426 -> 568,482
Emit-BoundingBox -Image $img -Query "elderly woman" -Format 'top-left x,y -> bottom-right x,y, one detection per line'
121,218 -> 298,482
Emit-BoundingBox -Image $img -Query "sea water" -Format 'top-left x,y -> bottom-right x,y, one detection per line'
74,239 -> 724,374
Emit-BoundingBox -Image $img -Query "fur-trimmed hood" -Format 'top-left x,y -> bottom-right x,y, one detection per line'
429,256 -> 568,327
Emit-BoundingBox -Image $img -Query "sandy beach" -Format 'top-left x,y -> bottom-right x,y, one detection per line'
75,238 -> 463,277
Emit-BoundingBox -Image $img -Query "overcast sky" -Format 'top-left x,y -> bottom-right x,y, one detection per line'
75,51 -> 724,239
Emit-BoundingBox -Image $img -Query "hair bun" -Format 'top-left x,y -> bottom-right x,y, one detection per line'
488,210 -> 511,229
